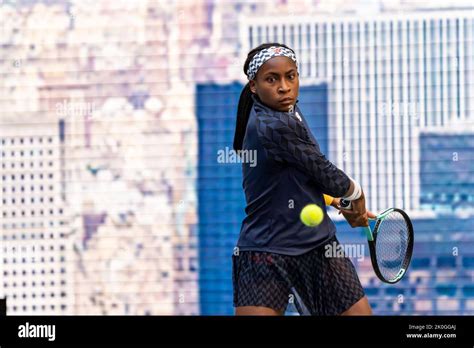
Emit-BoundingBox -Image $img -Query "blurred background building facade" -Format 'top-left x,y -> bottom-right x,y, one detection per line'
240,11 -> 474,212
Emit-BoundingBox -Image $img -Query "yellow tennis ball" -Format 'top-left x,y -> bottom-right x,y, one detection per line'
300,204 -> 324,227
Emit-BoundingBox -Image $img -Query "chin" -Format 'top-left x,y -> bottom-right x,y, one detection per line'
276,104 -> 294,112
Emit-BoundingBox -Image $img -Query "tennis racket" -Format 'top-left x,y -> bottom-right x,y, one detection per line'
339,198 -> 414,284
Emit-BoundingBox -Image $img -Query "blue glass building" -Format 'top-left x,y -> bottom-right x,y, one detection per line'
334,214 -> 474,315
196,82 -> 330,314
334,129 -> 474,314
419,131 -> 474,212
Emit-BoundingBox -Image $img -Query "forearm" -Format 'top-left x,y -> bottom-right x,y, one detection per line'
344,180 -> 355,198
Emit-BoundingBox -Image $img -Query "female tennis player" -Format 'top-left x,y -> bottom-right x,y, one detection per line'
232,43 -> 376,316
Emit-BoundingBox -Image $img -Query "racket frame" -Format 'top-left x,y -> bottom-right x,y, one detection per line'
339,199 -> 414,284
363,208 -> 394,241
369,208 -> 414,284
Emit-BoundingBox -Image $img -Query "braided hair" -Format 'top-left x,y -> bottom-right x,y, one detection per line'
232,42 -> 296,152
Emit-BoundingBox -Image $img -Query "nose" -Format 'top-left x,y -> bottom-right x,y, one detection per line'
278,79 -> 290,93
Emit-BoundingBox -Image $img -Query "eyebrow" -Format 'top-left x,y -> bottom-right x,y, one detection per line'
264,69 -> 296,76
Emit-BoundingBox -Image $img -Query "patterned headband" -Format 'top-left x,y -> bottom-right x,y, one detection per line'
246,46 -> 298,80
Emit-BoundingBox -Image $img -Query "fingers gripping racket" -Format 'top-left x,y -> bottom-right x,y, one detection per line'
339,199 -> 414,284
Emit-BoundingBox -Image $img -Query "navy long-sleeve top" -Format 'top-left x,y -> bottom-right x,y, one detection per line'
236,93 -> 351,255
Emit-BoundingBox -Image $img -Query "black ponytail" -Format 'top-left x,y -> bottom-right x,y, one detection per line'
233,82 -> 254,152
233,42 -> 295,152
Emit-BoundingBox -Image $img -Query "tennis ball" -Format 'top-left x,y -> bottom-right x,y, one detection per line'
300,204 -> 324,227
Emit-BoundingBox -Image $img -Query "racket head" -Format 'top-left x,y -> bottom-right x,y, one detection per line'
368,208 -> 414,284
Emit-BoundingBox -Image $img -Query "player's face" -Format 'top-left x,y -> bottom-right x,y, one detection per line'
249,56 -> 299,112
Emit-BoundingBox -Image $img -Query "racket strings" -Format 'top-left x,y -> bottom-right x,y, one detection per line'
375,212 -> 411,281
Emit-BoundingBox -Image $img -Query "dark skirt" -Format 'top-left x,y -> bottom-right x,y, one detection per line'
232,235 -> 366,315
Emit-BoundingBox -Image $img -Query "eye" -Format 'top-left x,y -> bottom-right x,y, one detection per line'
288,74 -> 295,80
266,77 -> 275,83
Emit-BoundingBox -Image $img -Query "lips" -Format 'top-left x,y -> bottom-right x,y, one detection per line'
279,97 -> 293,104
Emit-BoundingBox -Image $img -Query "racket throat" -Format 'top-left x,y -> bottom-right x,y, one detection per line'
364,226 -> 374,242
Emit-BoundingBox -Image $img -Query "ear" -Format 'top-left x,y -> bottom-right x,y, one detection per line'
249,80 -> 257,94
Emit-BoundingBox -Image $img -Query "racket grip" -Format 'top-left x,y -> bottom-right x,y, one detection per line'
323,194 -> 334,206
364,226 -> 374,241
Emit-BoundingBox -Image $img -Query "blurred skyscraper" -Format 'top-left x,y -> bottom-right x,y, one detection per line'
239,10 -> 474,213
419,124 -> 474,214
0,123 -> 74,315
196,82 -> 331,315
